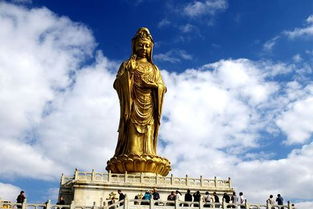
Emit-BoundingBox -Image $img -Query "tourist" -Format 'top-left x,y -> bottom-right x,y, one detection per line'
231,192 -> 238,208
57,196 -> 66,209
193,191 -> 201,207
118,190 -> 125,206
57,196 -> 65,205
167,191 -> 176,206
142,191 -> 151,205
152,189 -> 160,200
239,192 -> 245,209
213,192 -> 220,208
223,193 -> 231,208
276,194 -> 284,209
184,189 -> 193,206
267,195 -> 275,209
152,188 -> 160,205
16,191 -> 26,209
202,192 -> 212,208
176,190 -> 182,201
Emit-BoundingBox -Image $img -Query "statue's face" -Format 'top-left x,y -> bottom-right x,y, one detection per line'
134,39 -> 152,58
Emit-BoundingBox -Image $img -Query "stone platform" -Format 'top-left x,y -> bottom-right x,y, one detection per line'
59,170 -> 234,206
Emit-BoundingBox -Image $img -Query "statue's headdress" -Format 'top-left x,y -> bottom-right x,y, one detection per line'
131,27 -> 154,63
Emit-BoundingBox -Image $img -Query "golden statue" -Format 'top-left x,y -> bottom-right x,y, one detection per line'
106,27 -> 171,176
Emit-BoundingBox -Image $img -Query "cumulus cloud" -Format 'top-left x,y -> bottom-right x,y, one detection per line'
1,1 -> 313,206
284,14 -> 313,38
0,1 -> 98,180
183,0 -> 227,18
0,183 -> 21,201
277,93 -> 313,144
154,49 -> 192,63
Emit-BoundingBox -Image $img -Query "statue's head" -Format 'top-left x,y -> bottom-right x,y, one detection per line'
132,27 -> 154,62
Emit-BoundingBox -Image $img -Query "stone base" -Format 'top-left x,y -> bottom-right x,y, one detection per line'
106,154 -> 171,176
59,170 -> 234,206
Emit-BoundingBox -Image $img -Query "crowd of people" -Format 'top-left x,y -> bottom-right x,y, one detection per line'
115,189 -> 247,208
15,190 -> 293,209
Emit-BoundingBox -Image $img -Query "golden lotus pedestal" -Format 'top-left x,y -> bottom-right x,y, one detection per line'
106,154 -> 171,176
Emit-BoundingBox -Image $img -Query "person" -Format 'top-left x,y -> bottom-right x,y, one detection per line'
134,193 -> 143,205
57,196 -> 65,205
267,195 -> 275,209
16,191 -> 26,209
239,192 -> 245,209
276,194 -> 284,209
230,192 -> 238,208
222,193 -> 231,208
184,189 -> 193,206
142,191 -> 151,205
213,192 -> 220,208
118,190 -> 125,206
167,191 -> 176,206
193,191 -> 201,207
113,27 -> 167,157
176,190 -> 182,201
202,192 -> 212,208
152,189 -> 160,205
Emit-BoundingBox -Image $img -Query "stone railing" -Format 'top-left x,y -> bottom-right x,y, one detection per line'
61,170 -> 231,189
0,198 -> 296,209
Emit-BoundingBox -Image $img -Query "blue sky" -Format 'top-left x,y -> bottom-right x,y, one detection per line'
1,0 -> 313,209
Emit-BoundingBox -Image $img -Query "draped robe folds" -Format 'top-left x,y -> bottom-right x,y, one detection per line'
113,61 -> 166,157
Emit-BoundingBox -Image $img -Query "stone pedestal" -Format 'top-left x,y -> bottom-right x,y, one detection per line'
58,169 -> 234,206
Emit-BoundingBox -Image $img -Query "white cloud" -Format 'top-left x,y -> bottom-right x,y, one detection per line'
292,54 -> 303,63
183,0 -> 227,18
284,14 -> 313,39
179,24 -> 195,33
263,36 -> 280,51
297,201 -> 313,209
0,2 -> 96,180
0,183 -> 21,201
1,1 -> 313,206
158,18 -> 171,28
154,49 -> 192,63
277,94 -> 313,144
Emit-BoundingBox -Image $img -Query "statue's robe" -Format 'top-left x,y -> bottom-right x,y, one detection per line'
113,61 -> 166,156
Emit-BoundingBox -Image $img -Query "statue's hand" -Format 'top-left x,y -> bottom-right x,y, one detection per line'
126,54 -> 137,71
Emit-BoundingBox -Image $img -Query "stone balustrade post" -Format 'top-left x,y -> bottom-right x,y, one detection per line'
171,174 -> 174,185
222,200 -> 226,209
266,199 -> 270,209
124,171 -> 128,183
22,199 -> 27,209
149,199 -> 154,209
108,170 -> 111,182
60,173 -> 64,185
244,199 -> 249,209
185,175 -> 188,186
288,201 -> 292,209
228,177 -> 231,188
91,169 -> 95,181
199,200 -> 203,209
214,176 -> 217,187
74,168 -> 78,180
175,198 -> 179,209
200,176 -> 203,186
46,200 -> 51,209
70,200 -> 76,209
123,196 -> 129,209
140,172 -> 143,183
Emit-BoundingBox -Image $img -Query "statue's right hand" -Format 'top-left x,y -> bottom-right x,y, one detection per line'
127,54 -> 137,70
